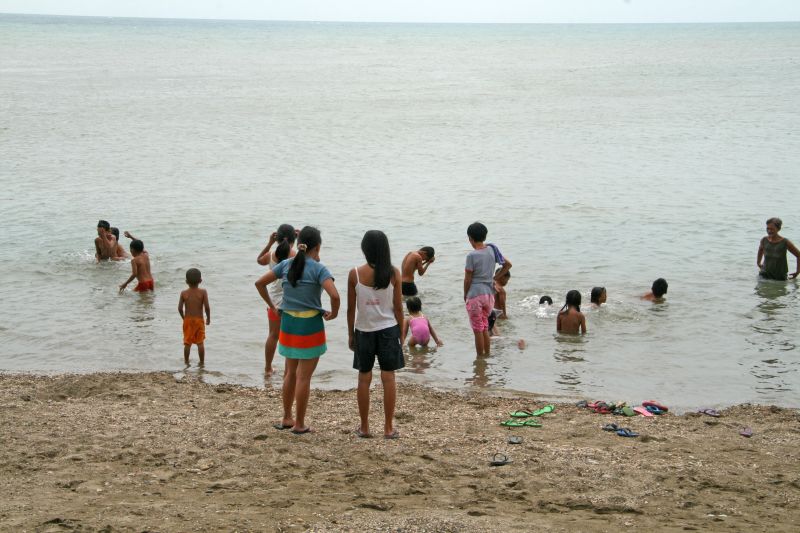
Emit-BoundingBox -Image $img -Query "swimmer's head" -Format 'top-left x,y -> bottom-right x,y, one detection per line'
562,290 -> 582,313
406,296 -> 422,314
97,220 -> 110,234
186,268 -> 202,287
495,267 -> 510,286
110,227 -> 120,241
130,239 -> 144,255
590,286 -> 606,305
652,278 -> 668,298
539,295 -> 553,305
766,217 -> 783,232
419,246 -> 435,261
275,223 -> 296,262
467,222 -> 488,243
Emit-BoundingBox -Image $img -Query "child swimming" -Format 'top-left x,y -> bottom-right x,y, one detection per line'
590,287 -> 607,308
119,231 -> 154,292
642,278 -> 668,302
402,296 -> 444,348
557,290 -> 586,334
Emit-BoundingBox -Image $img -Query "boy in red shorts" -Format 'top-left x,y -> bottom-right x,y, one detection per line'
119,231 -> 154,292
179,268 -> 211,365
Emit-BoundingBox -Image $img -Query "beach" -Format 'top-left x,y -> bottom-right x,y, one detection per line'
2,372 -> 798,532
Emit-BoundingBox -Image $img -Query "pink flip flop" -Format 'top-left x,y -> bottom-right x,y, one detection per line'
633,406 -> 654,417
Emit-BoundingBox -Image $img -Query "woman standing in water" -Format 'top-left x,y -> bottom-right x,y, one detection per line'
757,217 -> 800,280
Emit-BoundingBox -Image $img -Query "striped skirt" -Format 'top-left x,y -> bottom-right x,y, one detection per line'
278,310 -> 327,359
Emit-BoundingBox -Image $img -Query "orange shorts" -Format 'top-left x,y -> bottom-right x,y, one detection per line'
135,279 -> 155,292
267,307 -> 280,322
183,316 -> 205,345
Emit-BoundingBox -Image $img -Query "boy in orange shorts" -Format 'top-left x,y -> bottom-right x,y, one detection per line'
178,268 -> 211,365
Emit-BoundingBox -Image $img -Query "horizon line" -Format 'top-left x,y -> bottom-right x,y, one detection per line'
1,11 -> 799,26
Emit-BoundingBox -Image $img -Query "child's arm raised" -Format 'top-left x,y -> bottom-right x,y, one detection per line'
123,231 -> 138,241
322,278 -> 340,321
346,268 -> 357,350
256,232 -> 277,266
428,320 -> 444,347
203,289 -> 211,325
255,270 -> 278,310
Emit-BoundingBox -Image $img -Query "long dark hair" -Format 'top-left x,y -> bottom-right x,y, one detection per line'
590,286 -> 605,305
560,290 -> 582,314
275,223 -> 296,262
361,230 -> 393,290
287,226 -> 321,287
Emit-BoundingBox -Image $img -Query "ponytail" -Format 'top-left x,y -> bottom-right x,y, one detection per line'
275,223 -> 296,262
287,226 -> 321,287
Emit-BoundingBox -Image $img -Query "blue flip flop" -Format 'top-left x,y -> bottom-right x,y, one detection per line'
645,405 -> 665,415
616,428 -> 639,438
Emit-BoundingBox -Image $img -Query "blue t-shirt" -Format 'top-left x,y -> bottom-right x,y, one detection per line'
272,257 -> 334,312
465,246 -> 496,299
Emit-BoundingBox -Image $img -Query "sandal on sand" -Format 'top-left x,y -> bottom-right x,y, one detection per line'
384,430 -> 400,440
521,419 -> 542,428
500,419 -> 526,427
740,427 -> 753,438
645,405 -> 666,415
507,436 -> 523,444
642,400 -> 669,412
531,405 -> 555,416
698,408 -> 721,417
291,427 -> 312,435
490,453 -> 512,467
633,406 -> 654,417
615,428 -> 639,438
509,410 -> 534,418
272,423 -> 293,430
355,428 -> 373,438
602,423 -> 619,432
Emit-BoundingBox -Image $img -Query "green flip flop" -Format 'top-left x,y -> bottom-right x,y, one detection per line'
531,405 -> 555,416
521,419 -> 542,427
500,419 -> 526,427
509,410 -> 534,418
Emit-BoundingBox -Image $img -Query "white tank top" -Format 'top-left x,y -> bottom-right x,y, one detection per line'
354,266 -> 397,332
267,255 -> 283,307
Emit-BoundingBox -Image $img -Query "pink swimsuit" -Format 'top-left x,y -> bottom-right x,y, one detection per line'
409,316 -> 431,344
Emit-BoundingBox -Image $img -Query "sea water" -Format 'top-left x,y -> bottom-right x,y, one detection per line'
1,14 -> 799,409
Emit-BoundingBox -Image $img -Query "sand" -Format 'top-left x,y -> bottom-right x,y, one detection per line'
1,371 -> 798,532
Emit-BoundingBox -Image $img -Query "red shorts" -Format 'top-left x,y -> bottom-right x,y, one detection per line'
267,307 -> 280,322
134,279 -> 155,292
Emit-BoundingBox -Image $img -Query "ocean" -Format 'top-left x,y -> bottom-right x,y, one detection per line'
1,14 -> 799,409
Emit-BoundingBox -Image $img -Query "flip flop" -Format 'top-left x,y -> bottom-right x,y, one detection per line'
616,428 -> 639,438
384,429 -> 400,440
507,435 -> 523,444
642,401 -> 669,412
633,406 -> 654,417
531,405 -> 555,416
602,423 -> 619,432
509,410 -> 535,418
739,427 -> 753,438
593,405 -> 612,414
620,406 -> 636,417
291,427 -> 313,435
355,428 -> 373,438
575,400 -> 588,408
587,401 -> 606,409
520,419 -> 542,427
490,452 -> 512,467
645,405 -> 665,415
697,408 -> 721,417
272,422 -> 293,430
500,419 -> 526,427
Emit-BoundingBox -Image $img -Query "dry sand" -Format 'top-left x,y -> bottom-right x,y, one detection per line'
1,371 -> 799,532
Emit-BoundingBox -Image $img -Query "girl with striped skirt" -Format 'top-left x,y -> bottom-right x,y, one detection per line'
256,226 -> 340,434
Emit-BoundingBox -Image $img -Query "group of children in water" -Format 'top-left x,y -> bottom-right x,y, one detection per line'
95,216 -> 799,438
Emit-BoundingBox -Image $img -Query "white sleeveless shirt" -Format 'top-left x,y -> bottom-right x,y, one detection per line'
268,255 -> 283,307
354,267 -> 397,332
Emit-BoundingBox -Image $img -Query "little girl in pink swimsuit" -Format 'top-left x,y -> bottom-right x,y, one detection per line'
402,297 -> 444,347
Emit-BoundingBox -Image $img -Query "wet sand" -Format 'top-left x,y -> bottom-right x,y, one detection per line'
1,371 -> 798,532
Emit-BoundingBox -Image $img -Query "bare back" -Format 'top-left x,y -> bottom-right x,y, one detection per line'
557,308 -> 586,334
133,252 -> 153,282
181,287 -> 208,318
401,252 -> 421,282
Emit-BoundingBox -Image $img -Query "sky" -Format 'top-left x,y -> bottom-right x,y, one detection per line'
0,0 -> 798,24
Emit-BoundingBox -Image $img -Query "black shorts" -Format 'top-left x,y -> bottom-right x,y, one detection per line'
402,281 -> 418,296
353,325 -> 405,373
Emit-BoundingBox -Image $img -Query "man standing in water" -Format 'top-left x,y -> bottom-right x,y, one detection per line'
94,220 -> 116,261
401,246 -> 435,297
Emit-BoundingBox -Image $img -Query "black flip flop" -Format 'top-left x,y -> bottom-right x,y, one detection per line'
507,436 -> 523,445
272,423 -> 292,430
490,452 -> 512,466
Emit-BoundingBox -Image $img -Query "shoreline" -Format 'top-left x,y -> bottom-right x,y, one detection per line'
2,371 -> 799,532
